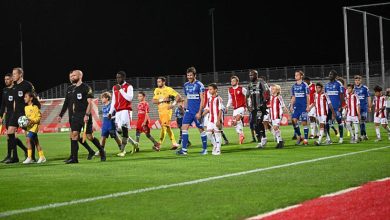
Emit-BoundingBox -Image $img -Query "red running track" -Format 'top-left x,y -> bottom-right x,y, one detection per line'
251,178 -> 390,220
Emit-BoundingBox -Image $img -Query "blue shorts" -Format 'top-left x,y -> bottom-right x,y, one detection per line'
27,131 -> 37,139
360,109 -> 368,121
327,109 -> 342,124
292,107 -> 308,121
182,111 -> 203,129
101,120 -> 117,138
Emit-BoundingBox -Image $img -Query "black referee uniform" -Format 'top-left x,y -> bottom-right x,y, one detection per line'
66,83 -> 105,163
6,80 -> 35,163
0,86 -> 28,162
59,84 -> 95,160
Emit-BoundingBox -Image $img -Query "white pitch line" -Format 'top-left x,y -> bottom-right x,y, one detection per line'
0,146 -> 389,218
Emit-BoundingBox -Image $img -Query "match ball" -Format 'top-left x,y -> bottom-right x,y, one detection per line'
18,116 -> 29,128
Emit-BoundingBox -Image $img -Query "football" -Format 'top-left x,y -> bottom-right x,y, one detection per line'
18,116 -> 29,128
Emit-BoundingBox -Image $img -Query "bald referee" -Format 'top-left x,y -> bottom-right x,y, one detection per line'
57,71 -> 97,161
65,70 -> 106,164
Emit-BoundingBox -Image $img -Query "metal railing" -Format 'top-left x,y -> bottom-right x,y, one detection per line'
38,61 -> 389,99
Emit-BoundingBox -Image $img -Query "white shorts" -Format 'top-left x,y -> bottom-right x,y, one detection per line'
263,109 -> 270,122
203,113 -> 209,127
233,107 -> 245,117
342,109 -> 347,118
308,107 -> 316,117
374,116 -> 388,125
317,115 -> 327,124
346,116 -> 359,124
115,110 -> 131,128
271,119 -> 281,127
206,122 -> 221,131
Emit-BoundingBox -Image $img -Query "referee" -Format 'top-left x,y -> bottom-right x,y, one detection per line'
4,68 -> 36,164
65,70 -> 106,164
0,73 -> 28,163
57,71 -> 96,161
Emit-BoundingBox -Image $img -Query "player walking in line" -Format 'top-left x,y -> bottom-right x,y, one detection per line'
98,92 -> 122,154
22,92 -> 46,164
262,82 -> 274,143
353,75 -> 372,141
372,85 -> 390,142
269,84 -> 288,148
304,77 -> 319,139
174,100 -> 192,147
246,70 -> 270,149
203,83 -> 223,155
226,76 -> 247,144
0,73 -> 28,163
108,71 -> 137,157
176,67 -> 208,155
290,70 -> 310,146
152,76 -> 181,150
345,84 -> 361,144
324,70 -> 345,144
136,92 -> 160,151
311,83 -> 336,146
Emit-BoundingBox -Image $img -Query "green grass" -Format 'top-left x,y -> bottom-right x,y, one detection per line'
0,124 -> 389,219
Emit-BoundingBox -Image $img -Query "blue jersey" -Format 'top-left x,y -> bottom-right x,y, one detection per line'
354,84 -> 370,111
325,80 -> 344,110
102,102 -> 111,118
102,102 -> 115,127
291,82 -> 309,108
183,80 -> 205,114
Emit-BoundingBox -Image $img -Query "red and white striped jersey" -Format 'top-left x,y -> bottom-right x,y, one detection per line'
314,92 -> 332,116
205,95 -> 223,123
373,95 -> 387,118
346,93 -> 360,117
269,95 -> 285,120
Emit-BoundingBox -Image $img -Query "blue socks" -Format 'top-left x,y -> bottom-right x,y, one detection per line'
360,123 -> 366,136
181,130 -> 189,151
339,124 -> 344,138
201,132 -> 207,150
294,125 -> 301,136
303,126 -> 309,140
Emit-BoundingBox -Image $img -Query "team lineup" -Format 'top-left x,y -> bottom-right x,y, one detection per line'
1,66 -> 390,164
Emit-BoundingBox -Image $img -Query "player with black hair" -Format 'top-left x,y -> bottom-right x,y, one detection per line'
108,71 -> 138,157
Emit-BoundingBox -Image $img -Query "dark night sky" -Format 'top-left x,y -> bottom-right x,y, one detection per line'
0,1 -> 389,92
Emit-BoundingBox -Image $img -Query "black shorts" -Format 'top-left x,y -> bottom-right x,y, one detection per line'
70,115 -> 93,134
4,112 -> 12,129
8,112 -> 23,128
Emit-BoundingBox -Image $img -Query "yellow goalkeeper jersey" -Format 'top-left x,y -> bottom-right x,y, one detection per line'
153,86 -> 179,113
25,105 -> 41,133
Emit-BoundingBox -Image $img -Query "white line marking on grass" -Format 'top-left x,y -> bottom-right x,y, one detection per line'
320,187 -> 361,198
247,176 -> 390,219
1,146 -> 389,218
247,205 -> 302,220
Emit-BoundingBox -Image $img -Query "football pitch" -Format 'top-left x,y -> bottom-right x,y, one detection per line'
0,124 -> 389,219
